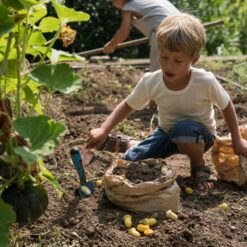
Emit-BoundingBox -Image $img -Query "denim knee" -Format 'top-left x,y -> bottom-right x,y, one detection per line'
169,119 -> 214,151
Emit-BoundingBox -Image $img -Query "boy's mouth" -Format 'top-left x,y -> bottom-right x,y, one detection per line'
165,72 -> 175,78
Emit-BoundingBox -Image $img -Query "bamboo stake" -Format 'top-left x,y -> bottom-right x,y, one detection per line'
78,19 -> 224,57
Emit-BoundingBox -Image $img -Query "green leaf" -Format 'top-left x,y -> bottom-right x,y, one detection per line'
50,49 -> 84,64
23,84 -> 43,114
14,146 -> 39,164
2,0 -> 24,10
3,78 -> 18,94
29,45 -> 50,58
28,4 -> 47,25
19,0 -> 40,9
0,199 -> 16,247
13,115 -> 68,156
28,30 -> 46,46
38,159 -> 63,198
0,59 -> 17,78
0,6 -> 15,37
39,17 -> 60,33
52,0 -> 90,24
30,63 -> 82,94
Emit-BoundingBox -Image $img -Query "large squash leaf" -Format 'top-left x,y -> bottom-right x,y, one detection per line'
0,6 -> 15,37
2,0 -> 24,10
0,199 -> 16,247
39,17 -> 60,33
30,63 -> 82,94
13,115 -> 68,157
52,0 -> 90,24
28,4 -> 47,25
50,49 -> 84,64
19,0 -> 40,9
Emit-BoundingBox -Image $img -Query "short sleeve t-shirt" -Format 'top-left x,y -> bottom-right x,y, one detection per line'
123,0 -> 179,37
126,68 -> 230,135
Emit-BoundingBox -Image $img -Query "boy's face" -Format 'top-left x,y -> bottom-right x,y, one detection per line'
112,0 -> 125,9
159,48 -> 199,84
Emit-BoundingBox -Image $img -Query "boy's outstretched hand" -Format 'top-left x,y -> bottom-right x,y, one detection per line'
87,128 -> 108,149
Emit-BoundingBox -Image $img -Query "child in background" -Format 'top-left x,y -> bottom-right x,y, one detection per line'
88,13 -> 247,191
104,0 -> 179,71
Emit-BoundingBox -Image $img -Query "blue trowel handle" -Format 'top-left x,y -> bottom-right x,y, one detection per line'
70,147 -> 86,185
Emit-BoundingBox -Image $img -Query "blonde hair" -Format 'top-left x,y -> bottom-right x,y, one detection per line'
157,13 -> 206,56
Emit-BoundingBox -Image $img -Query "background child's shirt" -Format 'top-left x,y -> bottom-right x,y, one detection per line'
126,68 -> 230,135
123,0 -> 179,38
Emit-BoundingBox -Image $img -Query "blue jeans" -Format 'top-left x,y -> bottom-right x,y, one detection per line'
123,119 -> 215,161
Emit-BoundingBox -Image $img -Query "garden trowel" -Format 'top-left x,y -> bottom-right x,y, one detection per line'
70,147 -> 94,198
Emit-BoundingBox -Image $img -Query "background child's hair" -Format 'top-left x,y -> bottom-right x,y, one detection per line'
157,13 -> 206,56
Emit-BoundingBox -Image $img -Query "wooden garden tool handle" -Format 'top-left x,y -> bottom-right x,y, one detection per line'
78,19 -> 224,57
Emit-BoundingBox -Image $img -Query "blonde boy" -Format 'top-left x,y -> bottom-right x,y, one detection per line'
88,13 -> 247,191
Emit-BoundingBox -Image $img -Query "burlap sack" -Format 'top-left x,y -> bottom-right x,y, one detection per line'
103,159 -> 180,213
211,125 -> 247,187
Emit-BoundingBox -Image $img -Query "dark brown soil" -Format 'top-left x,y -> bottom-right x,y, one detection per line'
9,60 -> 247,247
113,160 -> 165,183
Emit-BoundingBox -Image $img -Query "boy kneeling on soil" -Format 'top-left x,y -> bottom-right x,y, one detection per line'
87,13 -> 247,191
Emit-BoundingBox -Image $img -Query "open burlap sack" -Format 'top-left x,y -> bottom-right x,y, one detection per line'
211,125 -> 247,187
103,159 -> 180,213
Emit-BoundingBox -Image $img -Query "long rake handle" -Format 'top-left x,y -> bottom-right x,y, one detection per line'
79,19 -> 224,57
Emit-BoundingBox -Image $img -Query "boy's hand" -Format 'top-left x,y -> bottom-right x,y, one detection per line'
103,42 -> 116,54
87,128 -> 108,149
232,138 -> 247,158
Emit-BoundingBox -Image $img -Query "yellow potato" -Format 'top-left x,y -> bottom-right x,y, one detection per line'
95,179 -> 103,187
185,187 -> 193,195
123,214 -> 132,228
218,203 -> 229,211
128,227 -> 140,238
165,210 -> 178,221
136,224 -> 150,232
80,186 -> 91,195
144,228 -> 154,236
143,217 -> 157,226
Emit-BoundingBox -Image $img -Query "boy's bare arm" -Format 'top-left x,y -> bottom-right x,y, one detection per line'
103,11 -> 132,53
87,99 -> 134,148
220,100 -> 247,157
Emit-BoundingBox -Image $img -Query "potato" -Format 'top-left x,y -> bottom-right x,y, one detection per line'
123,214 -> 132,228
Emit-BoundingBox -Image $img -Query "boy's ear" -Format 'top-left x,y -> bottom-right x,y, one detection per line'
192,54 -> 200,65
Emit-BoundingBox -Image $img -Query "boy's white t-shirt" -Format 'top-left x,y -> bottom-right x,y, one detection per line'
123,0 -> 179,37
126,68 -> 230,135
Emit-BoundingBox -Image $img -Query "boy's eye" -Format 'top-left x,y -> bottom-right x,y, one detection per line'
175,60 -> 183,63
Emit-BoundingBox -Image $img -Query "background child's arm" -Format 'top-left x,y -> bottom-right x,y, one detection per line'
220,100 -> 247,157
87,99 -> 134,148
103,11 -> 132,54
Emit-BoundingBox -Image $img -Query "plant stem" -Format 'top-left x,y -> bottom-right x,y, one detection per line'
15,24 -> 22,118
28,85 -> 44,115
0,33 -> 14,98
0,174 -> 17,196
44,91 -> 52,115
20,10 -> 30,76
29,26 -> 62,72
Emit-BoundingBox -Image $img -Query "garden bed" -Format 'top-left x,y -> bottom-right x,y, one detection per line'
9,59 -> 247,247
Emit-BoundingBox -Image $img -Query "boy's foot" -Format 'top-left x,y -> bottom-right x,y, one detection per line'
97,134 -> 139,153
191,166 -> 214,191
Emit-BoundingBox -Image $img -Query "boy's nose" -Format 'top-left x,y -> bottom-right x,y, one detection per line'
165,61 -> 173,70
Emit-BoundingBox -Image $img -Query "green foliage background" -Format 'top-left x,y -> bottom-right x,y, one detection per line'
61,0 -> 247,57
